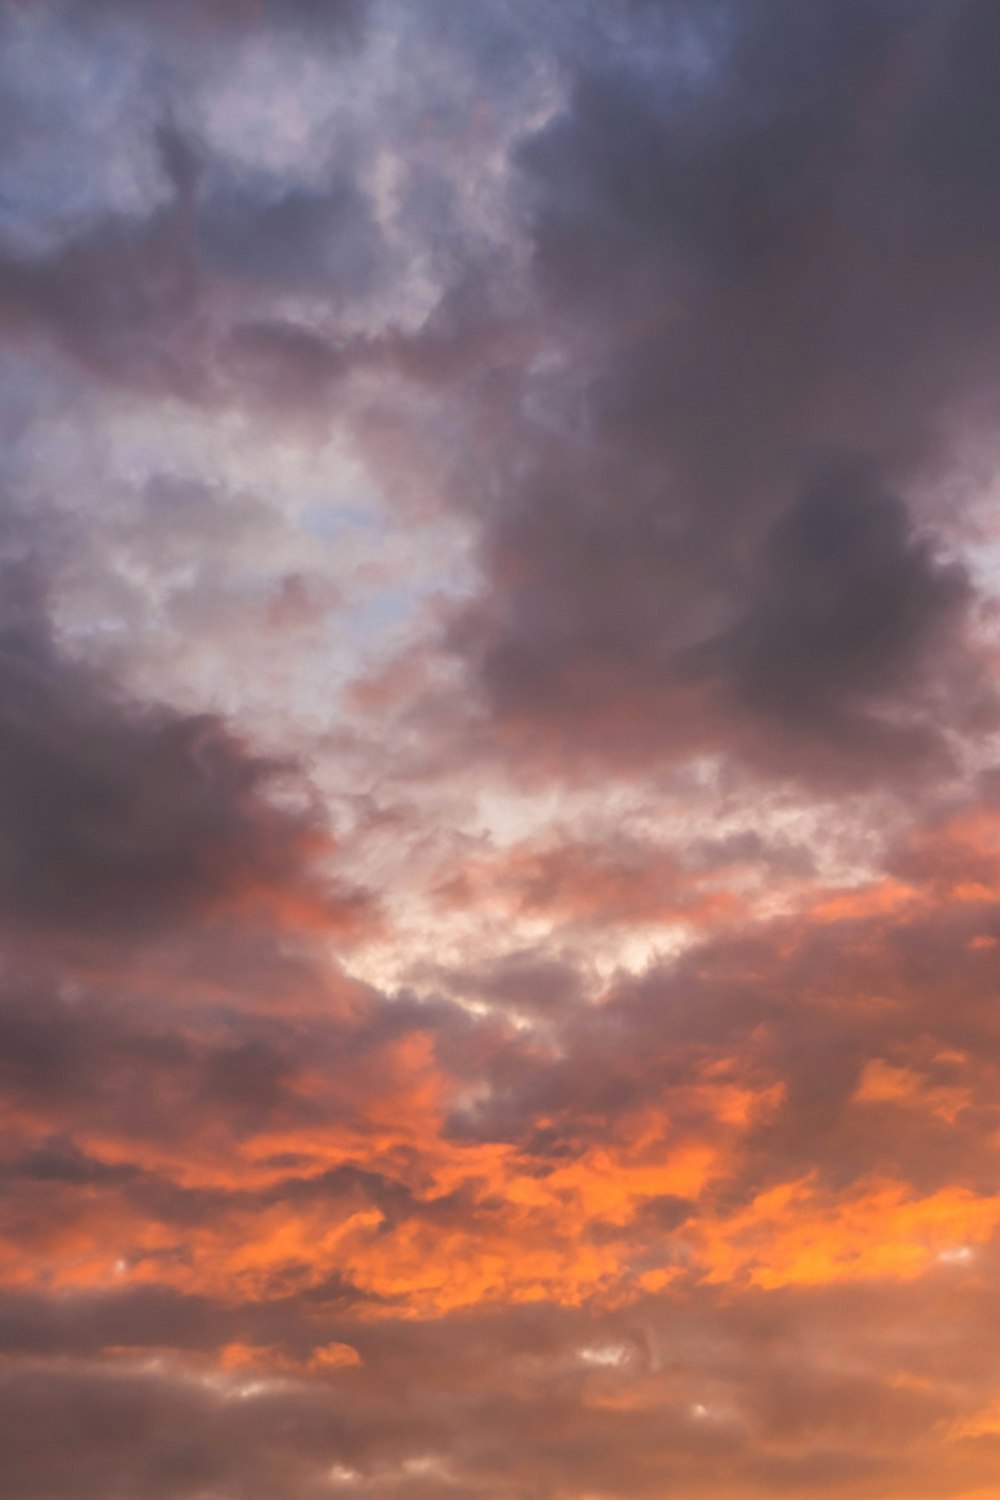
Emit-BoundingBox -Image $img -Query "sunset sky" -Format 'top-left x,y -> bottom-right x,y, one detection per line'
6,2 -> 1000,1497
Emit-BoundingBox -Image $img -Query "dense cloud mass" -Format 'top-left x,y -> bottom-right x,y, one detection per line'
4,1 -> 1000,1497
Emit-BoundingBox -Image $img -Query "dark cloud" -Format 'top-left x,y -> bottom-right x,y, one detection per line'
434,0 -> 1000,785
0,127 -> 383,403
0,560 -> 369,938
198,177 -> 379,294
0,1277 -> 991,1500
222,320 -> 358,409
707,461 -> 967,714
0,176 -> 202,396
678,458 -> 982,776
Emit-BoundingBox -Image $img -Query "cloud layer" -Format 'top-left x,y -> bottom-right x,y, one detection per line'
3,2 -> 1000,1497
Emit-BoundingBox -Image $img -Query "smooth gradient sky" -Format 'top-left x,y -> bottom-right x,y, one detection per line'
4,2 -> 1000,1497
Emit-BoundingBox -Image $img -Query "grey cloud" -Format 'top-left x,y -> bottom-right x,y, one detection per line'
197,175 -> 380,295
0,1278 -> 981,1500
0,559 -> 369,938
0,138 -> 383,401
0,148 -> 202,396
69,0 -> 370,46
432,0 -> 1000,785
707,462 -> 967,715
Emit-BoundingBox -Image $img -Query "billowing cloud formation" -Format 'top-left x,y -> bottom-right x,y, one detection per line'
0,551 -> 370,940
5,2 -> 1000,1498
441,1 -> 1000,784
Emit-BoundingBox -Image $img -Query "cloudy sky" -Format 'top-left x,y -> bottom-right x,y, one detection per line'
6,1 -> 1000,1496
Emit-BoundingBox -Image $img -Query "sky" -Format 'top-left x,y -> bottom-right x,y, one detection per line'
6,1 -> 1000,1496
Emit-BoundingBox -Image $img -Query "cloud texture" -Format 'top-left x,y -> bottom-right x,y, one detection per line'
4,1 -> 1000,1496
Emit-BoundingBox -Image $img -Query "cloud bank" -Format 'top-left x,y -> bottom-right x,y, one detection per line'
3,2 -> 1000,1497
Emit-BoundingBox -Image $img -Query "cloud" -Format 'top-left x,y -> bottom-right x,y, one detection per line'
4,2 -> 1000,1498
0,559 -> 370,940
71,0 -> 370,46
427,1 -> 1000,786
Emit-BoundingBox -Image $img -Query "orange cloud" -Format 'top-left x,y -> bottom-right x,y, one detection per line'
436,836 -> 745,930
693,1176 -> 1000,1289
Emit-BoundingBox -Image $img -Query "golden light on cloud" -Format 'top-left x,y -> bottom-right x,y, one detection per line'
5,3 -> 1000,1497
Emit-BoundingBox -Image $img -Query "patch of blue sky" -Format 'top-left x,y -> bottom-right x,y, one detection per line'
342,575 -> 432,647
301,501 -> 387,543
